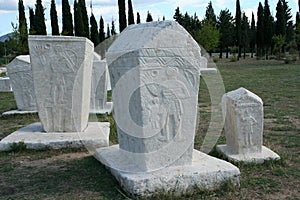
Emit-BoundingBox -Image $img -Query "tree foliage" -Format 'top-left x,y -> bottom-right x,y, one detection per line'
235,0 -> 242,58
137,12 -> 141,24
74,0 -> 84,37
111,20 -> 116,35
241,12 -> 249,58
34,0 -> 47,35
128,0 -> 135,25
146,11 -> 153,22
78,0 -> 89,38
195,19 -> 220,56
50,0 -> 59,35
218,9 -> 234,58
118,0 -> 127,32
263,0 -> 273,59
29,7 -> 36,35
250,12 -> 256,57
18,0 -> 28,54
205,1 -> 216,25
99,16 -> 105,43
257,2 -> 264,57
62,0 -> 73,36
90,13 -> 100,46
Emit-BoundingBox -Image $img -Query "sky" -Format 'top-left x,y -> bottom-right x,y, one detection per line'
0,0 -> 299,36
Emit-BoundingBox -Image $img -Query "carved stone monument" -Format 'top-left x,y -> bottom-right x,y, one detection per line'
217,87 -> 280,163
94,21 -> 240,196
6,55 -> 37,111
0,77 -> 12,92
90,53 -> 113,114
0,36 -> 110,151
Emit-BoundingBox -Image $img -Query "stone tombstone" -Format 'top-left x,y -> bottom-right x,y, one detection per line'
222,87 -> 263,154
90,53 -> 108,111
7,55 -> 37,111
28,36 -> 94,132
106,21 -> 202,171
0,77 -> 12,92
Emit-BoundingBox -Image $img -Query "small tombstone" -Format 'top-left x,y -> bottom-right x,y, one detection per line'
0,77 -> 12,92
7,55 -> 36,111
90,53 -> 112,113
217,87 -> 280,163
28,36 -> 94,132
95,21 -> 240,196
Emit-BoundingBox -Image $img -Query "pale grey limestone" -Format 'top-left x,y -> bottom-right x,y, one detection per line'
95,21 -> 240,196
90,54 -> 113,114
0,122 -> 109,151
217,87 -> 280,163
0,77 -> 12,92
28,36 -> 94,132
6,55 -> 37,111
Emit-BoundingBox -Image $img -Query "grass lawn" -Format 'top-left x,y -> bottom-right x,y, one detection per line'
0,58 -> 299,199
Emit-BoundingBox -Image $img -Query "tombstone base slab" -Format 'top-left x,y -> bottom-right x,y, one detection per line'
2,110 -> 37,116
0,122 -> 109,151
94,146 -> 240,197
216,145 -> 280,163
90,102 -> 113,114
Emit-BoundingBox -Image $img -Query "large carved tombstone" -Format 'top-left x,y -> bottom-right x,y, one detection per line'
106,21 -> 201,171
90,53 -> 108,112
28,36 -> 94,132
222,87 -> 263,154
7,55 -> 36,111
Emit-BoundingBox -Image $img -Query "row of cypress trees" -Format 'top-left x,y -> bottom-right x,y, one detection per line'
174,0 -> 300,59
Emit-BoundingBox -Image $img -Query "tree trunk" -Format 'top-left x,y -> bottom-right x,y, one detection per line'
219,47 -> 223,59
265,47 -> 269,60
209,51 -> 212,57
243,46 -> 246,59
238,45 -> 242,58
226,46 -> 229,58
251,46 -> 253,58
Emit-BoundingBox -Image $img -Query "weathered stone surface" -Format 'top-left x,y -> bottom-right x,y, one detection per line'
95,21 -> 240,196
0,122 -> 109,151
217,87 -> 280,163
28,36 -> 94,132
90,54 -> 112,113
6,55 -> 36,111
0,77 -> 12,92
106,21 -> 202,171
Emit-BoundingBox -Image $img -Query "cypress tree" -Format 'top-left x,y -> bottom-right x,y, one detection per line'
250,12 -> 256,58
111,20 -> 116,35
128,0 -> 134,25
90,13 -> 99,46
137,12 -> 141,24
99,16 -> 105,43
173,7 -> 183,25
296,12 -> 300,56
18,0 -> 28,54
257,2 -> 264,57
146,11 -> 153,22
218,9 -> 234,58
205,1 -> 216,26
282,0 -> 293,44
74,0 -> 84,37
29,7 -> 36,35
263,0 -> 272,59
235,0 -> 242,59
62,0 -> 74,36
78,0 -> 89,38
107,24 -> 111,39
50,0 -> 59,35
241,13 -> 249,59
275,0 -> 285,36
163,16 -> 165,21
34,0 -> 47,35
118,0 -> 127,32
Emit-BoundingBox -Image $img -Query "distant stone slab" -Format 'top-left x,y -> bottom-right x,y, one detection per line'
0,122 -> 109,151
89,102 -> 113,114
216,145 -> 280,163
94,146 -> 240,196
2,110 -> 37,116
0,77 -> 12,92
200,68 -> 217,74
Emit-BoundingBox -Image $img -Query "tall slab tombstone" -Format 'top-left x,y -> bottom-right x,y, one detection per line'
28,36 -> 94,132
95,21 -> 240,196
7,55 -> 36,111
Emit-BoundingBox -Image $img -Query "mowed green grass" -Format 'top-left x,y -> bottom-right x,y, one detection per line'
0,59 -> 299,199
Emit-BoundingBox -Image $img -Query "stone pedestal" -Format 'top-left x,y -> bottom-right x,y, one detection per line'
94,21 -> 240,196
217,87 -> 280,163
6,55 -> 36,111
